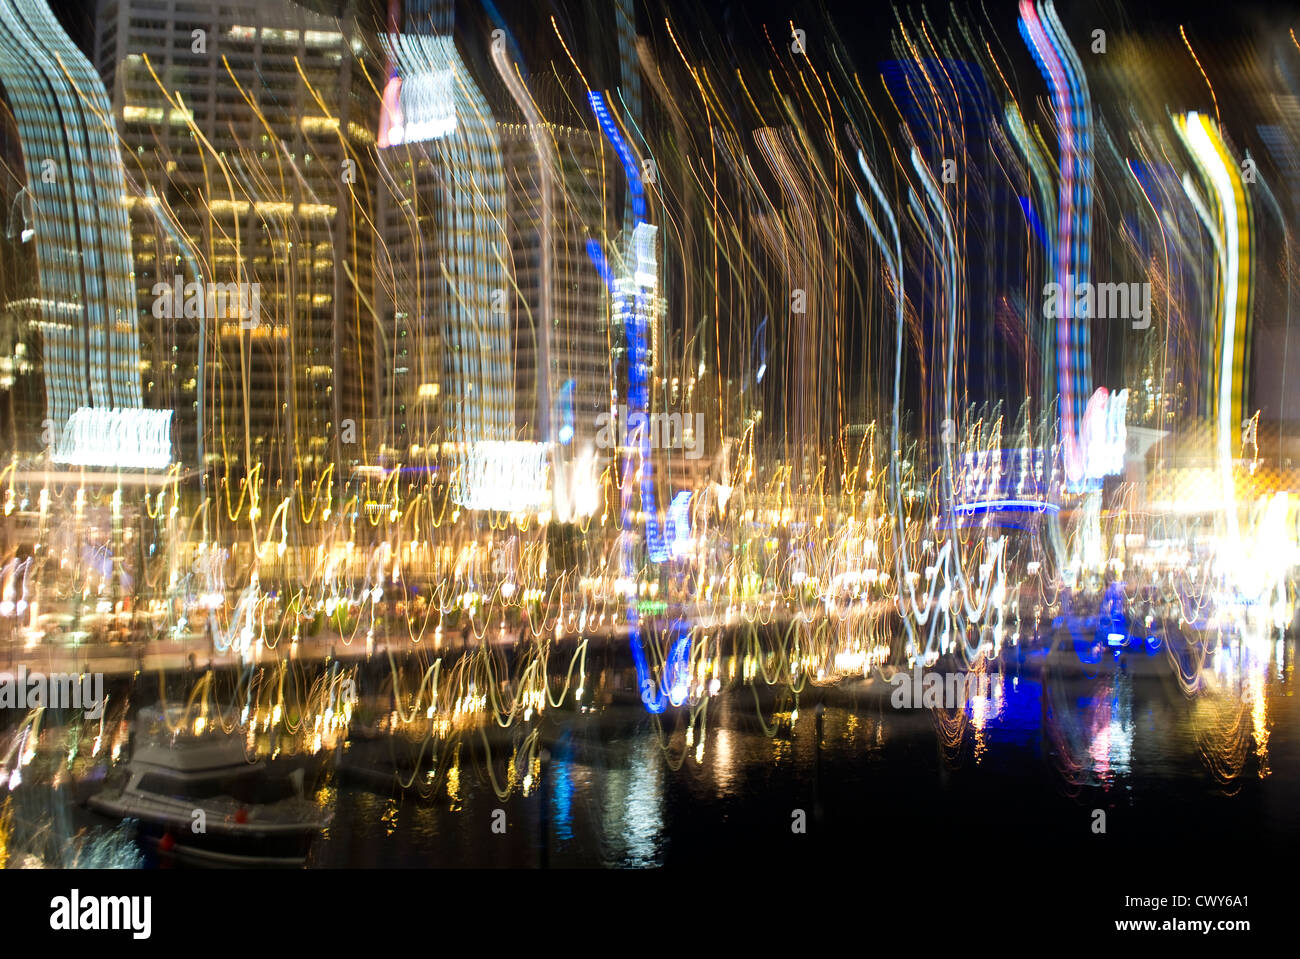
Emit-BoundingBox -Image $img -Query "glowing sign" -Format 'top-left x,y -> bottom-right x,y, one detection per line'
378,35 -> 457,148
453,441 -> 550,513
666,491 -> 693,558
633,222 -> 658,287
1080,387 -> 1128,482
51,408 -> 173,469
378,69 -> 454,146
954,499 -> 1060,514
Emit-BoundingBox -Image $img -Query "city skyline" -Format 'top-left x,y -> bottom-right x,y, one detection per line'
0,0 -> 1293,932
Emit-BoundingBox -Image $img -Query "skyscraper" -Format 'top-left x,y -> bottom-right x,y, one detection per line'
497,115 -> 607,457
376,29 -> 515,447
374,17 -> 552,513
94,0 -> 379,476
0,0 -> 154,465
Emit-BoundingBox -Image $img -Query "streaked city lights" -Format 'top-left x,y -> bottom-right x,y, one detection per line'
0,0 -> 1294,921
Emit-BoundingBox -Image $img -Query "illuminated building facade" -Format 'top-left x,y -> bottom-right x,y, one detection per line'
376,31 -> 517,459
498,119 -> 607,458
0,89 -> 43,451
0,0 -> 146,460
94,0 -> 379,475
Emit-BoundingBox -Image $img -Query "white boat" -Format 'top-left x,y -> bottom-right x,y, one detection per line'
88,708 -> 330,867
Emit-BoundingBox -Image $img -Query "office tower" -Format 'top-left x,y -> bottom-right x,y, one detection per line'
376,22 -> 538,510
0,0 -> 157,465
94,0 -> 379,475
0,77 -> 43,453
497,113 -> 607,459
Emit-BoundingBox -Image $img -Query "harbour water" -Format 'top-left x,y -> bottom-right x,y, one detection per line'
0,628 -> 1292,871
305,637 -> 1297,868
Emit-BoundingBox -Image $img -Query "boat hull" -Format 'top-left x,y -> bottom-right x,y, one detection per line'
88,792 -> 326,867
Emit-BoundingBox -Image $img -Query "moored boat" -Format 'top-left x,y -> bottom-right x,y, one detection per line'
87,707 -> 330,866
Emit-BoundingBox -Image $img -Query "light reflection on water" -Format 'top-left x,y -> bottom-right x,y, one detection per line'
0,632 -> 1291,868
307,636 -> 1296,868
599,737 -> 663,868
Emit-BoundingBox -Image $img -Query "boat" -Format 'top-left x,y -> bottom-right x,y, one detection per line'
87,707 -> 330,867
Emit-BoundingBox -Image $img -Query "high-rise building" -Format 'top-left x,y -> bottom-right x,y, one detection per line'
94,0 -> 379,476
497,118 -> 607,457
0,0 -> 152,464
376,27 -> 542,510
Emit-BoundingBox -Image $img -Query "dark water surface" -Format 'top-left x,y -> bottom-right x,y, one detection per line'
307,640 -> 1299,869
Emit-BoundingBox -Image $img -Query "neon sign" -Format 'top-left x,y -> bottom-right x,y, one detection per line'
1080,387 -> 1129,482
377,35 -> 457,148
51,408 -> 173,470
